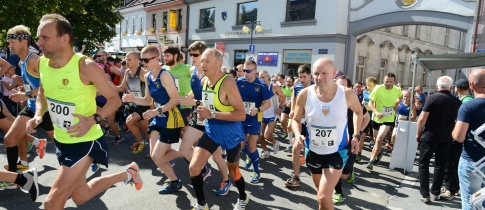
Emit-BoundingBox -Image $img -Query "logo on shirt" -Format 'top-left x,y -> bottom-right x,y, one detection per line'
322,106 -> 330,116
156,83 -> 160,89
254,87 -> 260,92
62,79 -> 69,86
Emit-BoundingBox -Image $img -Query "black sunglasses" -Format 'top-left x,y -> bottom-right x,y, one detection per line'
190,53 -> 200,57
243,69 -> 253,73
140,56 -> 157,63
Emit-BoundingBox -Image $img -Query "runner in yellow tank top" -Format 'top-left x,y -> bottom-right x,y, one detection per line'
25,14 -> 142,209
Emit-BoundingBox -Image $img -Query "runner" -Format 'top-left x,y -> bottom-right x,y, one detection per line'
27,14 -> 142,209
353,81 -> 370,161
281,76 -> 294,152
4,25 -> 49,175
366,73 -> 402,170
390,90 -> 416,148
178,41 -> 231,196
258,70 -> 285,158
123,44 -> 185,194
188,48 -> 248,210
237,60 -> 273,183
292,58 -> 362,209
0,169 -> 38,201
360,77 -> 377,155
112,51 -> 150,154
285,64 -> 313,188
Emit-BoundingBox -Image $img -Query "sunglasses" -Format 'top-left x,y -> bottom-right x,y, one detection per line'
243,69 -> 254,73
140,56 -> 157,63
190,53 -> 200,57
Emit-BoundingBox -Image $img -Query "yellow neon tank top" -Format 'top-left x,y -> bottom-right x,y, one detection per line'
39,53 -> 102,143
202,74 -> 234,112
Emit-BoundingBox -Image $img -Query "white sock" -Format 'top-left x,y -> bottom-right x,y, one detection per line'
125,170 -> 132,182
32,138 -> 40,146
20,160 -> 28,167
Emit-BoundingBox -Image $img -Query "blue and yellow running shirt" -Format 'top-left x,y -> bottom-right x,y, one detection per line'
236,77 -> 273,121
20,52 -> 39,111
147,68 -> 185,128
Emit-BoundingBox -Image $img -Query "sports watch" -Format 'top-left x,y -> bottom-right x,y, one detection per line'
93,113 -> 103,124
211,111 -> 216,119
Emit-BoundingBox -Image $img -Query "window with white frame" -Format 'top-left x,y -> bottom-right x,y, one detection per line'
237,1 -> 258,25
356,56 -> 366,83
199,7 -> 215,29
398,61 -> 405,84
132,19 -> 135,34
378,59 -> 387,82
139,17 -> 143,31
285,0 -> 316,21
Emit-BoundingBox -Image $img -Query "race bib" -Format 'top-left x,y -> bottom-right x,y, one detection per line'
132,91 -> 142,98
47,98 -> 75,130
23,84 -> 31,91
243,101 -> 256,115
202,91 -> 215,111
285,97 -> 291,105
154,102 -> 166,117
310,125 -> 337,149
382,106 -> 394,116
174,79 -> 179,91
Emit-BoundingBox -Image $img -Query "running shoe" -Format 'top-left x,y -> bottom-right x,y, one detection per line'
273,141 -> 280,154
125,162 -> 143,190
158,180 -> 182,194
260,151 -> 270,159
385,142 -> 391,148
0,182 -> 18,190
249,172 -> 260,183
346,171 -> 355,184
215,180 -> 232,196
284,145 -> 292,153
20,168 -> 39,201
112,136 -> 123,145
4,162 -> 29,172
284,173 -> 301,188
191,203 -> 209,210
233,196 -> 250,210
27,142 -> 34,153
91,163 -> 100,173
439,190 -> 455,200
36,139 -> 46,159
202,165 -> 212,181
102,125 -> 110,136
130,142 -> 140,150
355,153 -> 362,162
366,161 -> 374,170
332,193 -> 345,205
132,142 -> 146,155
244,155 -> 251,169
369,141 -> 375,150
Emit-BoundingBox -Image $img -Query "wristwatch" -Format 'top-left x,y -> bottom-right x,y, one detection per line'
210,111 -> 216,119
352,134 -> 361,139
93,113 -> 103,124
196,100 -> 201,106
257,107 -> 261,112
158,107 -> 163,115
25,90 -> 32,98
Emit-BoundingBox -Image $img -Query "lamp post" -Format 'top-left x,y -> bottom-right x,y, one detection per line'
242,20 -> 263,53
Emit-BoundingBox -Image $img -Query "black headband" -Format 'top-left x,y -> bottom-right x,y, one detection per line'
7,34 -> 30,40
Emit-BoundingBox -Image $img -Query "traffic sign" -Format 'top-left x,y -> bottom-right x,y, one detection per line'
245,53 -> 257,62
249,44 -> 255,53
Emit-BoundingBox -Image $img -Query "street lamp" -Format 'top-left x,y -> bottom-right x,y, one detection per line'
242,20 -> 263,53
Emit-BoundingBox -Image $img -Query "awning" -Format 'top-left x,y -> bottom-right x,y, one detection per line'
415,52 -> 485,71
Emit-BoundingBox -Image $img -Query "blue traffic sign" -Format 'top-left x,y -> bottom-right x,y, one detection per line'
249,44 -> 255,53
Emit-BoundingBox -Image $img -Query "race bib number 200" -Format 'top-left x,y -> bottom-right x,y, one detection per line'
46,97 -> 75,130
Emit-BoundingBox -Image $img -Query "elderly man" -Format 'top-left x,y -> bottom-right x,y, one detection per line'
452,69 -> 485,210
416,76 -> 461,204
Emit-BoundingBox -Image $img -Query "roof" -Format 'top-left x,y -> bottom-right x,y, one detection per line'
415,52 -> 485,71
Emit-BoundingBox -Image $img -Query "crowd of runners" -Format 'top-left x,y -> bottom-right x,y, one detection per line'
0,13 -> 484,210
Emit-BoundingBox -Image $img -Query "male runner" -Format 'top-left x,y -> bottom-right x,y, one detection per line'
281,76 -> 294,152
27,14 -> 142,209
237,60 -> 272,183
188,48 -> 248,210
292,58 -> 362,209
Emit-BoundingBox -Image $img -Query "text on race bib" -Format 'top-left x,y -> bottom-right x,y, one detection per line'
202,90 -> 215,111
243,101 -> 256,115
154,102 -> 166,117
286,97 -> 291,104
132,91 -> 142,98
23,84 -> 31,91
310,125 -> 337,148
174,79 -> 179,91
382,106 -> 394,116
46,97 -> 75,130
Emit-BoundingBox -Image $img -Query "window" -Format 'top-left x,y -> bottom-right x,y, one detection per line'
285,0 -> 316,21
415,25 -> 421,40
356,57 -> 366,82
378,59 -> 387,82
163,11 -> 168,28
139,17 -> 143,31
237,1 -> 258,25
125,20 -> 129,33
403,26 -> 408,36
444,28 -> 450,47
234,50 -> 248,67
199,8 -> 215,29
177,9 -> 183,29
422,69 -> 427,86
398,62 -> 405,84
152,14 -> 156,29
132,19 -> 135,34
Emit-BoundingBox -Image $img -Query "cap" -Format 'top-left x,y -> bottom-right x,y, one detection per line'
455,79 -> 469,89
335,71 -> 344,77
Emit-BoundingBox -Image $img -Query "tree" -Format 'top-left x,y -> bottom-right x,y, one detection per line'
0,0 -> 123,52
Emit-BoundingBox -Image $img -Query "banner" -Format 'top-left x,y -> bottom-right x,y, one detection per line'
169,10 -> 177,29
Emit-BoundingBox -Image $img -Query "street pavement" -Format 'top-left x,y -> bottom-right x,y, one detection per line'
0,123 -> 462,210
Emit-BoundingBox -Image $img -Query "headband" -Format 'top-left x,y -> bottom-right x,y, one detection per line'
7,34 -> 30,40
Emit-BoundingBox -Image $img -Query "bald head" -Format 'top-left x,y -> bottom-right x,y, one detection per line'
470,69 -> 485,88
313,58 -> 336,73
125,51 -> 139,69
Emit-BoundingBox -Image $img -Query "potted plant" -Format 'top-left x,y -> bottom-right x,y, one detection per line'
135,30 -> 142,35
175,25 -> 182,32
122,31 -> 127,36
159,27 -> 166,33
150,27 -> 155,33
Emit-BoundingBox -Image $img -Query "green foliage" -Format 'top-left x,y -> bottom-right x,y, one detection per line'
0,0 -> 123,52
